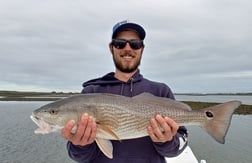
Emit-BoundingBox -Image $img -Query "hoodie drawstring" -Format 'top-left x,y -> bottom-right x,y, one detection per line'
130,78 -> 134,92
120,78 -> 134,95
120,83 -> 124,95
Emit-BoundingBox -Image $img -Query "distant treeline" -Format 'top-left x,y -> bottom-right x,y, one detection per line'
175,93 -> 252,96
183,101 -> 252,115
0,90 -> 78,97
1,90 -> 252,96
0,90 -> 251,114
0,90 -> 78,101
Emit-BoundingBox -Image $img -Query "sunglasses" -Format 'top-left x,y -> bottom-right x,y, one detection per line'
111,39 -> 144,50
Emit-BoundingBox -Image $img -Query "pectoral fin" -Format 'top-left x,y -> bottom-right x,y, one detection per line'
95,138 -> 113,159
97,124 -> 120,140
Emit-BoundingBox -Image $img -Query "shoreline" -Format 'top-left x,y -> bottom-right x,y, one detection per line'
0,91 -> 251,115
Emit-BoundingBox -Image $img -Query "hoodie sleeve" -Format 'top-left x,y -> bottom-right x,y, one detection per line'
153,126 -> 188,157
67,141 -> 99,163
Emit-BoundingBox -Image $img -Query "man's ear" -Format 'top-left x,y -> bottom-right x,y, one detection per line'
109,43 -> 114,54
140,46 -> 144,54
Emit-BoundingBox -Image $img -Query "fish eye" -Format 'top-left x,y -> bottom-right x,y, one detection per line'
49,109 -> 58,115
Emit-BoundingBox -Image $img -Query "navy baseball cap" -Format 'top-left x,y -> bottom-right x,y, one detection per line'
112,20 -> 146,40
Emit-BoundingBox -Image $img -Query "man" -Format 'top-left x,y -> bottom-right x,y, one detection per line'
61,20 -> 188,163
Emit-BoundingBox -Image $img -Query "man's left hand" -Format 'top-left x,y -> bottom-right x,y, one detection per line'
147,115 -> 179,143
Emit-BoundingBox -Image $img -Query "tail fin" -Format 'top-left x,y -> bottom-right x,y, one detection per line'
201,101 -> 241,144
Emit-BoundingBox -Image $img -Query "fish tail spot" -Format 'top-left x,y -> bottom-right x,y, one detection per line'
205,111 -> 214,118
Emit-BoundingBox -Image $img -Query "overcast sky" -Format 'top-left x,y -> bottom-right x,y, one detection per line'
1,0 -> 251,93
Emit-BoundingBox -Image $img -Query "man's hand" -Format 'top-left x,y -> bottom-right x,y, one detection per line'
147,114 -> 179,143
61,113 -> 97,146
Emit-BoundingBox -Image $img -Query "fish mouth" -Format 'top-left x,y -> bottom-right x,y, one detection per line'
30,114 -> 55,134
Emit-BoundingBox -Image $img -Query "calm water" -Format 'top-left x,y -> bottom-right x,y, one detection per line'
0,101 -> 75,163
0,99 -> 251,163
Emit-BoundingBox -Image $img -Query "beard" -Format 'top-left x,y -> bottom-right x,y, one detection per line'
112,52 -> 142,73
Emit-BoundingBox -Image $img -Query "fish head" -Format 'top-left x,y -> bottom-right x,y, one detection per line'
30,103 -> 79,134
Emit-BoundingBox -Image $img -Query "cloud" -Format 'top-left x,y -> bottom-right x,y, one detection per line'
0,0 -> 251,93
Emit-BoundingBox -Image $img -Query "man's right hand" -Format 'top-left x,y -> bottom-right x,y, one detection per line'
61,113 -> 97,146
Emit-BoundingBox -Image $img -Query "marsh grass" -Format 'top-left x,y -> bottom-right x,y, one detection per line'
183,101 -> 251,115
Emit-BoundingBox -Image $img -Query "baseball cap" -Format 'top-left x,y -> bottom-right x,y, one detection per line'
112,20 -> 146,40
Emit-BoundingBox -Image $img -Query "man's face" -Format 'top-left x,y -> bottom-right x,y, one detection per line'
110,30 -> 144,73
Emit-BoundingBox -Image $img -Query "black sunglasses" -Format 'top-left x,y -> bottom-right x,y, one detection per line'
111,39 -> 144,50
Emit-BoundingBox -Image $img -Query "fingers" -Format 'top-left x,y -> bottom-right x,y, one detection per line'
148,116 -> 164,142
147,115 -> 179,143
74,113 -> 89,143
78,114 -> 96,145
164,116 -> 179,136
61,113 -> 96,146
61,119 -> 75,139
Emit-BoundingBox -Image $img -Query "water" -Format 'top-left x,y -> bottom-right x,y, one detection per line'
187,115 -> 252,163
0,101 -> 75,163
0,100 -> 251,163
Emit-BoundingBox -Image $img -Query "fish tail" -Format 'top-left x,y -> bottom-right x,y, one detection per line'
200,100 -> 241,144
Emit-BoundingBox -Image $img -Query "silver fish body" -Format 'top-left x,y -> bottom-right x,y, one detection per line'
31,93 -> 241,159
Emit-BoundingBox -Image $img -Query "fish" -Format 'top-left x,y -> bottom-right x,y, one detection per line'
30,93 -> 241,159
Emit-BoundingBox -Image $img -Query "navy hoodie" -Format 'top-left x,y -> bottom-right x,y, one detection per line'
67,70 -> 188,163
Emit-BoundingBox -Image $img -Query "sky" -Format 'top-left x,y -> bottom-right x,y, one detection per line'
0,0 -> 251,93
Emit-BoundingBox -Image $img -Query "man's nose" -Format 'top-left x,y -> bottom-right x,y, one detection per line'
124,42 -> 132,50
